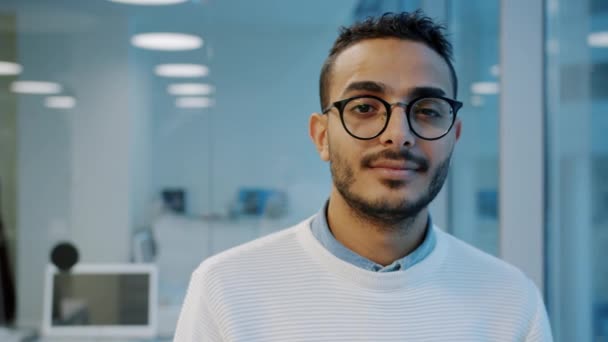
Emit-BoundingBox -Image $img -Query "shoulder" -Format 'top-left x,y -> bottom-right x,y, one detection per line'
192,218 -> 312,280
434,228 -> 548,336
438,229 -> 524,275
436,228 -> 539,296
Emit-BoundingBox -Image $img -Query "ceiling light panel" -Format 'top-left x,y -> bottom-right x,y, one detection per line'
155,64 -> 209,77
176,97 -> 214,108
131,33 -> 203,51
0,61 -> 22,76
588,31 -> 608,47
471,82 -> 500,95
168,83 -> 214,95
45,96 -> 76,109
11,81 -> 62,94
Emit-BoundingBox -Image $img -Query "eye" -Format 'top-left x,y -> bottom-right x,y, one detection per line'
411,98 -> 450,120
416,108 -> 442,117
353,104 -> 375,113
345,97 -> 384,117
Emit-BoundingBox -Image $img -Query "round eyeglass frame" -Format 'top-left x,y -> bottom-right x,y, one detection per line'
322,94 -> 463,141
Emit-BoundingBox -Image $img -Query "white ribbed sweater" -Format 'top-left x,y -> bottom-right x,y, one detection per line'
174,218 -> 553,341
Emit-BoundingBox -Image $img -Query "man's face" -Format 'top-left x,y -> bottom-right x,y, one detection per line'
310,38 -> 461,225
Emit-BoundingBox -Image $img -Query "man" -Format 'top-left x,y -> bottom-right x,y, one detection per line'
174,11 -> 553,341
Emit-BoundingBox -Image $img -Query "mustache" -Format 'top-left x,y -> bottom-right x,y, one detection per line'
361,149 -> 429,171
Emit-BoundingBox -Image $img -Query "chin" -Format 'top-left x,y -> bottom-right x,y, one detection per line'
381,178 -> 411,190
369,190 -> 421,208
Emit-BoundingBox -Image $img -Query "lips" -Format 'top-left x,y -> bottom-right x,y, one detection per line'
369,160 -> 421,171
366,158 -> 424,182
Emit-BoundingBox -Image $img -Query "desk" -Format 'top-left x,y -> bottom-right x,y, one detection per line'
0,329 -> 171,342
35,337 -> 171,342
0,327 -> 36,342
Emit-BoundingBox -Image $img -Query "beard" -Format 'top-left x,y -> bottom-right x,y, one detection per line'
330,147 -> 452,227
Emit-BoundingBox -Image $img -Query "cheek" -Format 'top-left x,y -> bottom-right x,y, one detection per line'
328,127 -> 366,167
420,140 -> 454,168
330,143 -> 359,169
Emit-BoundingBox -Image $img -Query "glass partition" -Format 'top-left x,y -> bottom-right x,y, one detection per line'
447,0 -> 500,256
0,0 -> 356,335
545,0 -> 608,340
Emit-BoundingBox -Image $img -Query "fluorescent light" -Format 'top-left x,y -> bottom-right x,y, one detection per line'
588,31 -> 608,47
131,33 -> 202,51
176,97 -> 214,108
490,65 -> 500,77
45,96 -> 76,109
108,0 -> 187,5
155,64 -> 209,78
0,61 -> 22,76
470,95 -> 483,107
168,83 -> 214,95
471,82 -> 499,95
11,81 -> 62,94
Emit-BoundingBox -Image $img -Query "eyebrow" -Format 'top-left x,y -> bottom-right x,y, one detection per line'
408,86 -> 447,98
342,82 -> 448,99
342,81 -> 389,95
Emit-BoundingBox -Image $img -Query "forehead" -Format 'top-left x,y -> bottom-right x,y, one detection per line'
329,38 -> 453,100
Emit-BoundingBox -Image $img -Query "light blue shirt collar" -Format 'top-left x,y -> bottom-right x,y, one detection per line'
310,201 -> 436,272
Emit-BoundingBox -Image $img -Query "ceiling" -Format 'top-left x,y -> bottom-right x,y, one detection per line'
0,0 -> 358,34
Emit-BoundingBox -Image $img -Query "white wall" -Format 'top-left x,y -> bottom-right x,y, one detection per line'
16,23 -> 75,328
15,11 -> 148,328
12,0 -> 356,328
129,35 -> 153,231
68,25 -> 134,263
151,28 -> 336,223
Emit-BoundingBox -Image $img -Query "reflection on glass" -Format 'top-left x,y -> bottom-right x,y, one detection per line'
546,0 -> 608,340
52,274 -> 149,326
448,0 -> 500,256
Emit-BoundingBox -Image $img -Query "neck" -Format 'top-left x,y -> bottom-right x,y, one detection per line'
326,188 -> 429,267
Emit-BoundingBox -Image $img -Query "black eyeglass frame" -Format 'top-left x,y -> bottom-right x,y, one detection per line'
322,94 -> 463,141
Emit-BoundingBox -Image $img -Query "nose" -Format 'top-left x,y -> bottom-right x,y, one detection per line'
378,104 -> 416,147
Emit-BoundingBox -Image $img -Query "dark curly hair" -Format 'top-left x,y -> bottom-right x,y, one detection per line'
319,11 -> 457,110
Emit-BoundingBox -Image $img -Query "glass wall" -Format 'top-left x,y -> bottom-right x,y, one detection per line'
0,8 -> 18,326
4,0 -> 606,340
448,0 -> 500,256
0,0 -> 508,336
0,0 -> 356,336
546,0 -> 608,340
355,1 -> 502,256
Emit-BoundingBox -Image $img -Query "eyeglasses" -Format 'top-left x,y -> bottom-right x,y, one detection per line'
322,95 -> 463,141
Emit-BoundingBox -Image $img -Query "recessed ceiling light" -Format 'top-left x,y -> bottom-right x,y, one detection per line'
176,97 -> 214,108
471,82 -> 499,95
131,33 -> 203,51
588,31 -> 608,47
45,96 -> 76,109
0,61 -> 22,76
108,0 -> 187,5
155,64 -> 209,78
11,81 -> 62,94
168,83 -> 214,95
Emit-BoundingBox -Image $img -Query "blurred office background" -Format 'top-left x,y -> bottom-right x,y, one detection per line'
0,0 -> 605,341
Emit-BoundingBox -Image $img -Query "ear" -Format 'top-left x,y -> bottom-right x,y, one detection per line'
309,113 -> 330,161
453,118 -> 462,141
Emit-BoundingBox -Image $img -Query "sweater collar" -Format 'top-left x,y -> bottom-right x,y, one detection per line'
310,201 -> 436,272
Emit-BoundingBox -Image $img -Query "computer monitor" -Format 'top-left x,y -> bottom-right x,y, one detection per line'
42,263 -> 158,338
